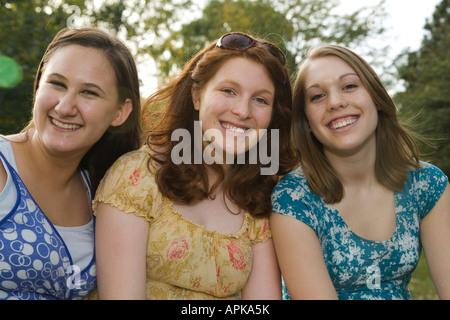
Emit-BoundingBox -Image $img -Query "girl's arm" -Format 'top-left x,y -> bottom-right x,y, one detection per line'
95,202 -> 149,299
241,238 -> 282,299
420,184 -> 450,299
269,213 -> 338,299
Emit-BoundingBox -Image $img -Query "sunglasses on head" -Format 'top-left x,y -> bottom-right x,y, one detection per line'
216,32 -> 286,67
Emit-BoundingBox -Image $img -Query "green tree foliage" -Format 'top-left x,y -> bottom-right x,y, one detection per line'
1,0 -> 386,134
88,0 -> 194,41
147,0 -> 386,79
396,0 -> 450,175
0,0 -> 195,134
87,0 -> 195,76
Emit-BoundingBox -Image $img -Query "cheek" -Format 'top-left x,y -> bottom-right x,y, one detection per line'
33,88 -> 56,117
34,87 -> 51,106
304,109 -> 326,139
304,107 -> 319,128
254,108 -> 273,129
197,106 -> 208,124
90,104 -> 118,127
361,95 -> 379,125
196,96 -> 214,116
369,107 -> 379,129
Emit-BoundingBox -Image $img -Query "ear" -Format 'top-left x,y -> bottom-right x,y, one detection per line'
192,88 -> 200,111
111,98 -> 133,127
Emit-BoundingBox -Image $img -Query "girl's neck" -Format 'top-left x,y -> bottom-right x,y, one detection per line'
325,143 -> 378,190
10,131 -> 81,187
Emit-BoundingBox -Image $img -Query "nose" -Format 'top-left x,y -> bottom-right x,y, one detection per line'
327,89 -> 347,111
231,98 -> 251,119
54,91 -> 78,117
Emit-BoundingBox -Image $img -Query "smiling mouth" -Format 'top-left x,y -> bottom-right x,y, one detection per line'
51,118 -> 81,130
328,116 -> 359,130
220,121 -> 250,134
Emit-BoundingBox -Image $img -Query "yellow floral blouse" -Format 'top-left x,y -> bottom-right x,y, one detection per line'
93,146 -> 271,300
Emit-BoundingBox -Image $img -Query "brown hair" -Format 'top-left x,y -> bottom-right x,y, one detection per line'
25,27 -> 142,191
143,35 -> 296,218
292,44 -> 421,203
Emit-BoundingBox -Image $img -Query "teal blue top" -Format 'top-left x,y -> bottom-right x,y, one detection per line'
271,162 -> 448,300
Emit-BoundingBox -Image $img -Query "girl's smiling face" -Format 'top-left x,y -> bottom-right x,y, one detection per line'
193,57 -> 274,159
33,44 -> 131,158
303,55 -> 379,157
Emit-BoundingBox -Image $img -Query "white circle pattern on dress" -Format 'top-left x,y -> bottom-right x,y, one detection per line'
0,153 -> 96,300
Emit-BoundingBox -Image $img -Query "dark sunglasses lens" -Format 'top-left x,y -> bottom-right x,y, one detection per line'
263,44 -> 286,66
221,34 -> 254,50
218,33 -> 286,66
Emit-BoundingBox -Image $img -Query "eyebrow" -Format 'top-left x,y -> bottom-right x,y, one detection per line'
221,79 -> 275,96
306,73 -> 359,91
47,72 -> 107,95
339,73 -> 359,80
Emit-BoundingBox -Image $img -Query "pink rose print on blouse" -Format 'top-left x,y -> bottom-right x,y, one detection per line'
227,241 -> 246,270
166,238 -> 189,260
129,169 -> 140,186
261,219 -> 269,237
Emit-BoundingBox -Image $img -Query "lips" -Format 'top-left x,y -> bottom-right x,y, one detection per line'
51,117 -> 81,130
327,115 -> 359,130
220,121 -> 250,134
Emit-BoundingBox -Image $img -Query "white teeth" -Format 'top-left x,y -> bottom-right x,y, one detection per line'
221,122 -> 247,133
52,118 -> 81,130
330,118 -> 357,129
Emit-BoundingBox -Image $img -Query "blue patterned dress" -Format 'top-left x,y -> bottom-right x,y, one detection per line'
0,152 -> 97,300
271,162 -> 448,300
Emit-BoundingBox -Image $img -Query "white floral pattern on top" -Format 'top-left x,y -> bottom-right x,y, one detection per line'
272,162 -> 448,300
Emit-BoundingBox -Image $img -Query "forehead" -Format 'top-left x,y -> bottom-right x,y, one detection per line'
42,44 -> 116,85
304,56 -> 356,85
209,57 -> 274,91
